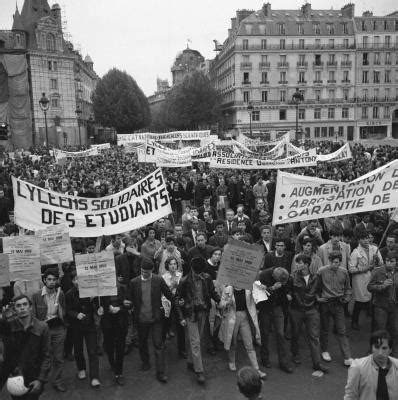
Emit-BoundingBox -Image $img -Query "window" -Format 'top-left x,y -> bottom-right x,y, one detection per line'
314,108 -> 321,119
48,60 -> 57,71
252,111 -> 260,121
315,127 -> 320,137
315,39 -> 321,48
50,78 -> 58,90
315,54 -> 322,65
297,23 -> 304,34
343,71 -> 349,82
328,127 -> 335,137
321,127 -> 327,137
361,21 -> 366,31
243,72 -> 250,83
363,53 -> 368,65
373,106 -> 379,118
279,109 -> 286,120
280,90 -> 286,102
299,54 -> 305,65
243,39 -> 249,50
280,39 -> 285,49
395,20 -> 398,31
328,70 -> 335,82
328,108 -> 335,119
384,20 -> 388,30
328,54 -> 335,63
342,108 -> 349,118
343,88 -> 349,101
51,98 -> 59,108
278,23 -> 286,35
299,39 -> 305,49
362,70 -> 369,83
261,39 -> 267,50
338,126 -> 344,137
374,88 -> 379,99
245,24 -> 252,34
315,71 -> 321,82
385,88 -> 390,100
243,91 -> 250,103
261,71 -> 268,83
280,71 -> 286,83
373,20 -> 377,30
362,107 -> 368,119
384,106 -> 390,118
298,71 -> 305,83
46,33 -> 55,51
385,36 -> 391,47
373,71 -> 380,83
298,108 -> 305,120
343,54 -> 350,62
385,53 -> 391,64
261,91 -> 268,102
362,36 -> 368,48
315,90 -> 321,101
374,36 -> 380,48
313,23 -> 320,34
326,24 -> 335,35
385,70 -> 391,83
342,23 -> 348,34
261,55 -> 268,63
329,39 -> 335,49
328,89 -> 335,100
374,53 -> 380,64
280,55 -> 287,63
363,89 -> 368,100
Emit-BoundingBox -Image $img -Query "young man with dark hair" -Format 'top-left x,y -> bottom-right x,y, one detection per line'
31,268 -> 67,392
0,294 -> 51,399
237,366 -> 262,400
344,330 -> 398,400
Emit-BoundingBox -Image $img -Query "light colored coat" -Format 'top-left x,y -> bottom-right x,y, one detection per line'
349,244 -> 383,302
344,355 -> 398,400
219,286 -> 260,351
319,240 -> 351,269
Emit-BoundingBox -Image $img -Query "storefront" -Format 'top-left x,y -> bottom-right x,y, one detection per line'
357,119 -> 392,140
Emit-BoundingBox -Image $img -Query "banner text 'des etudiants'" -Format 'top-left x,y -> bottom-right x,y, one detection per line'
272,159 -> 398,225
12,168 -> 172,237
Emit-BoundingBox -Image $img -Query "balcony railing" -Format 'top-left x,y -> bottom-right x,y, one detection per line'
277,62 -> 289,68
327,79 -> 336,83
313,80 -> 323,84
342,79 -> 351,83
373,60 -> 381,65
362,60 -> 369,66
235,43 -> 356,51
357,43 -> 398,50
240,62 -> 252,70
313,62 -> 324,68
260,81 -> 270,84
278,80 -> 288,84
327,61 -> 338,67
297,62 -> 308,68
341,61 -> 352,67
258,62 -> 270,68
242,81 -> 251,85
298,81 -> 307,84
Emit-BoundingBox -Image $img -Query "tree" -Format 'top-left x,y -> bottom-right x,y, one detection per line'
92,68 -> 150,134
163,71 -> 221,130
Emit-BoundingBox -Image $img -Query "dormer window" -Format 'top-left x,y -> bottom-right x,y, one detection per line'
46,33 -> 55,52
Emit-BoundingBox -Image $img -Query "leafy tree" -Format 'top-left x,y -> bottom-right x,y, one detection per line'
163,71 -> 221,130
92,68 -> 150,133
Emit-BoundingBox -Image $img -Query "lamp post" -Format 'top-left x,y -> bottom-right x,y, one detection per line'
76,105 -> 82,147
39,92 -> 49,147
247,101 -> 254,137
292,88 -> 304,141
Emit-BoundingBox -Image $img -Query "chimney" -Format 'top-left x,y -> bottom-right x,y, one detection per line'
301,3 -> 311,18
362,11 -> 373,17
231,17 -> 237,30
236,10 -> 254,25
341,3 -> 355,18
51,4 -> 62,30
262,3 -> 271,17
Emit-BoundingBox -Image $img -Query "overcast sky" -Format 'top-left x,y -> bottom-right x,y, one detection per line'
1,0 -> 397,95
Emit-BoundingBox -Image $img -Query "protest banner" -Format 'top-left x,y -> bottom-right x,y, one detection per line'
2,236 -> 41,281
54,147 -> 99,160
0,254 -> 10,287
117,130 -> 210,144
137,144 -> 157,163
210,148 -> 317,170
272,159 -> 398,225
36,224 -> 74,265
156,146 -> 192,167
317,143 -> 352,163
91,143 -> 111,150
12,168 -> 172,237
75,251 -> 117,298
191,143 -> 215,162
216,239 -> 264,290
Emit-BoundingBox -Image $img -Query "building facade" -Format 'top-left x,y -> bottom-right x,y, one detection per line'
210,3 -> 398,141
3,0 -> 100,147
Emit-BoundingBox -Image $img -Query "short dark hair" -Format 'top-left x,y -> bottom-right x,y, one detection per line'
328,250 -> 342,261
357,230 -> 369,240
165,236 -> 175,244
329,227 -> 343,237
12,294 -> 32,306
215,220 -> 224,227
237,366 -> 262,398
295,254 -> 312,266
164,256 -> 178,271
43,267 -> 59,279
261,225 -> 271,233
370,330 -> 392,349
386,251 -> 398,261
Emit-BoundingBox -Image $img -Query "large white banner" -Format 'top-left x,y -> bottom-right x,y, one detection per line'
75,251 -> 117,298
317,143 -> 352,163
117,130 -> 210,144
91,143 -> 111,150
54,147 -> 99,160
12,169 -> 172,237
272,159 -> 398,225
156,147 -> 192,167
210,148 -> 318,170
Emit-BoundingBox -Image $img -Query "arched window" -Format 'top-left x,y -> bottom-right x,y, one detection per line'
46,33 -> 55,52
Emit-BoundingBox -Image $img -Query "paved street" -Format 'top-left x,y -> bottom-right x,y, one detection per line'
1,315 -> 371,400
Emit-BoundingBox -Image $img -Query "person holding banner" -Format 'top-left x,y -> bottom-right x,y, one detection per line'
127,258 -> 173,383
31,268 -> 67,393
65,274 -> 101,388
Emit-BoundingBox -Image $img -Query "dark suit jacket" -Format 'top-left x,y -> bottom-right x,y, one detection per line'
128,274 -> 173,324
115,253 -> 140,284
223,220 -> 237,236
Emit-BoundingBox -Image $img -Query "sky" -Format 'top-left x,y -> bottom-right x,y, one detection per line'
1,0 -> 397,95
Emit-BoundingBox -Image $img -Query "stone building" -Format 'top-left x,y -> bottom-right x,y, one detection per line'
171,47 -> 206,85
2,0 -> 99,147
210,2 -> 398,141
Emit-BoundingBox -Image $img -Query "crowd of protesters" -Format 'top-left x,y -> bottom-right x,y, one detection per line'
0,140 -> 397,399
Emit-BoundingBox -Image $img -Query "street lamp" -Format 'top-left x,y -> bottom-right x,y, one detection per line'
292,88 -> 304,141
75,105 -> 82,147
247,101 -> 254,137
39,92 -> 49,147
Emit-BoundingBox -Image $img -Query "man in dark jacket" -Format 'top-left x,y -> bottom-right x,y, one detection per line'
31,268 -> 67,392
262,239 -> 293,272
175,257 -> 222,384
0,294 -> 51,399
127,258 -> 173,383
